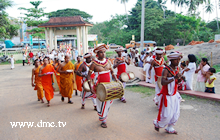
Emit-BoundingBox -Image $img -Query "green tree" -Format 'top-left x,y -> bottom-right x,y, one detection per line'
175,14 -> 200,45
48,8 -> 93,22
0,0 -> 19,39
18,1 -> 48,49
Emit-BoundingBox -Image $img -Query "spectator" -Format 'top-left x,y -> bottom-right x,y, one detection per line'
205,68 -> 216,93
134,57 -> 139,67
143,52 -> 153,83
10,55 -> 15,70
163,51 -> 169,64
22,53 -> 27,66
29,51 -> 34,64
139,51 -> 145,68
195,58 -> 210,92
182,54 -> 197,90
178,62 -> 187,90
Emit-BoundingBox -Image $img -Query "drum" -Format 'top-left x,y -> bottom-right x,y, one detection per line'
96,81 -> 124,102
83,81 -> 94,92
128,72 -> 135,80
119,72 -> 129,82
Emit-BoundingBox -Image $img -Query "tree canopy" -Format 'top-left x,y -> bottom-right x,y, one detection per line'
0,0 -> 19,39
89,0 -> 215,47
48,8 -> 93,22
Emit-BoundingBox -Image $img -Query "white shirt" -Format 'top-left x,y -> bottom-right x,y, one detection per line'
23,54 -> 26,60
59,53 -> 65,61
184,62 -> 196,90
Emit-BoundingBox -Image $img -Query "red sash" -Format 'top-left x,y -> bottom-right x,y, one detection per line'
117,63 -> 126,78
157,66 -> 179,121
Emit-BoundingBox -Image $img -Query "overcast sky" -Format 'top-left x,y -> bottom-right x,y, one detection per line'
5,0 -> 218,23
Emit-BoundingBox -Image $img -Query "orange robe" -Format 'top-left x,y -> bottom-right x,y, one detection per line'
41,64 -> 55,101
75,62 -> 83,91
34,66 -> 44,100
55,65 -> 61,90
60,61 -> 77,98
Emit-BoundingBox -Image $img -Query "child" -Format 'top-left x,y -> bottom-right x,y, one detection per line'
28,57 -> 31,66
180,61 -> 186,74
178,61 -> 187,90
10,55 -> 15,70
205,68 -> 216,93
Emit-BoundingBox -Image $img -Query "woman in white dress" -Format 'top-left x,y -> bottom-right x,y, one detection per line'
182,54 -> 197,90
10,55 -> 15,70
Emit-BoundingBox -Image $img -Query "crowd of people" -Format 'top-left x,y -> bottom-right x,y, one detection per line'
19,42 -> 216,133
127,44 -> 217,94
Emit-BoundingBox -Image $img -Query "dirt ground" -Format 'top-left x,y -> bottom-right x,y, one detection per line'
0,64 -> 220,140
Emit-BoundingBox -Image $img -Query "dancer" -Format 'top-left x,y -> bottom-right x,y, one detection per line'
58,55 -> 77,104
88,44 -> 119,128
153,52 -> 182,134
113,47 -> 130,103
77,53 -> 97,110
31,59 -> 44,103
149,48 -> 165,105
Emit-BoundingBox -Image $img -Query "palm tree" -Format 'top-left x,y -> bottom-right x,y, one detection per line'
171,0 -> 178,13
177,0 -> 189,13
0,0 -> 13,11
117,0 -> 130,25
204,0 -> 214,21
157,0 -> 167,18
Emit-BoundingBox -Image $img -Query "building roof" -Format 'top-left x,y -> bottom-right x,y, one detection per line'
38,16 -> 93,28
137,41 -> 156,44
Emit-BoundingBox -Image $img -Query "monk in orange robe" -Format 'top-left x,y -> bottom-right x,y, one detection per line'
74,56 -> 83,95
39,57 -> 56,107
31,59 -> 44,103
54,59 -> 61,91
58,55 -> 77,104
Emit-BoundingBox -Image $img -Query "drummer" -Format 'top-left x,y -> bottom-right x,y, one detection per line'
148,48 -> 166,106
113,47 -> 130,103
76,53 -> 97,110
87,44 -> 119,128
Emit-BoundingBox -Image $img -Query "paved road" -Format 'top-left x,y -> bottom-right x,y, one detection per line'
1,64 -> 220,140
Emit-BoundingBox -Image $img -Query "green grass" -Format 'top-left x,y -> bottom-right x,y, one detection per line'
213,64 -> 220,73
125,86 -> 155,97
106,51 -> 116,58
0,60 -> 23,65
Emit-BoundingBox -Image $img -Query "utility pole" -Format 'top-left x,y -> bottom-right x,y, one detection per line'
140,0 -> 145,51
216,0 -> 219,33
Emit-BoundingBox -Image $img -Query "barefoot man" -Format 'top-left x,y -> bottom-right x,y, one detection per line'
31,59 -> 44,103
74,56 -> 83,96
153,52 -> 182,134
113,47 -> 130,103
149,48 -> 166,105
88,44 -> 119,128
76,53 -> 97,110
39,57 -> 56,107
58,55 -> 77,104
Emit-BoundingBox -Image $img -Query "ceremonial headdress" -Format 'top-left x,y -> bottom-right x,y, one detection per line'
84,53 -> 92,59
167,52 -> 182,61
115,47 -> 123,52
93,44 -> 108,53
155,49 -> 164,54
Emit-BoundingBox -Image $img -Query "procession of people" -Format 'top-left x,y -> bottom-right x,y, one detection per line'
30,43 -> 217,133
